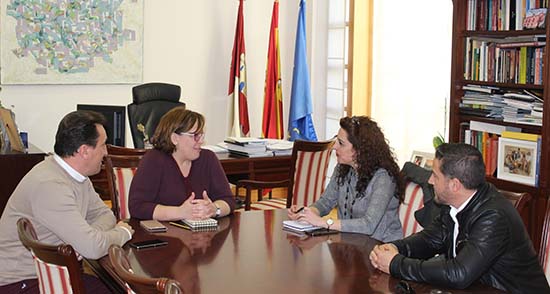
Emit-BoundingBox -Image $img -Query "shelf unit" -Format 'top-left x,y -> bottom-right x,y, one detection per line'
449,0 -> 550,250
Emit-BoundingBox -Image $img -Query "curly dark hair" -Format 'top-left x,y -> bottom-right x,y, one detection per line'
336,116 -> 404,202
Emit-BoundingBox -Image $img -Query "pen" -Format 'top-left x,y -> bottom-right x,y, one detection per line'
296,207 -> 305,213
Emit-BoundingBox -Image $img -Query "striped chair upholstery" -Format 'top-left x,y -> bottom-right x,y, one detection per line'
541,199 -> 550,285
17,218 -> 85,294
105,155 -> 142,220
238,140 -> 335,211
109,245 -> 183,294
399,181 -> 424,237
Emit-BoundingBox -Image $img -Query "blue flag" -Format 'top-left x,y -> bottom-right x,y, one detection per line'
288,0 -> 317,142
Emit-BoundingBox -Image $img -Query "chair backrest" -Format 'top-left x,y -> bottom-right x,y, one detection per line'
399,181 -> 425,237
17,218 -> 85,294
105,155 -> 143,220
107,144 -> 148,156
108,245 -> 182,294
288,140 -> 335,208
128,83 -> 184,148
540,199 -> 550,284
498,189 -> 532,230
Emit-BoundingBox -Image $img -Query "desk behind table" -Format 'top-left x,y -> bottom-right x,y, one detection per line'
87,209 -> 503,294
0,145 -> 46,214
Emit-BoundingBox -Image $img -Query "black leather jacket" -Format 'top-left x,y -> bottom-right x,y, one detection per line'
390,183 -> 550,294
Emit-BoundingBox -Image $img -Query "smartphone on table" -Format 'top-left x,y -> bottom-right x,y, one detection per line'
305,228 -> 339,236
129,239 -> 168,249
139,220 -> 167,233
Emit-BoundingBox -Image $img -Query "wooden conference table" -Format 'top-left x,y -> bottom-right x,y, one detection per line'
88,209 -> 502,294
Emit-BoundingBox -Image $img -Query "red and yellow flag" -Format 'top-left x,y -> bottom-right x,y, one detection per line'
228,0 -> 250,137
262,0 -> 284,139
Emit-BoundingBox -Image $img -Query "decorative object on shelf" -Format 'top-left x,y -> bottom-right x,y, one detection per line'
0,0 -> 143,84
523,8 -> 547,30
497,137 -> 540,186
410,151 -> 435,170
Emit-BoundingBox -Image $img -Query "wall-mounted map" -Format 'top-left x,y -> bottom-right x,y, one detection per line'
0,0 -> 143,84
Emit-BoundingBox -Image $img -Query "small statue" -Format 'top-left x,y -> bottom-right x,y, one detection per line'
137,123 -> 152,149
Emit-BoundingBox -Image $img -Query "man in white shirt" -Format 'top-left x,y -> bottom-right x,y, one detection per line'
0,110 -> 134,293
369,143 -> 549,294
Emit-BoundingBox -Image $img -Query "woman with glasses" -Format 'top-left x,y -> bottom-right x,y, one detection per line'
288,116 -> 404,242
129,106 -> 235,220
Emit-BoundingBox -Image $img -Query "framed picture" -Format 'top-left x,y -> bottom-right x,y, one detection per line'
497,137 -> 539,186
410,151 -> 435,170
0,0 -> 143,84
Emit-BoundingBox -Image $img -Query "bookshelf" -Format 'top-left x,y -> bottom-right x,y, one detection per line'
449,0 -> 549,250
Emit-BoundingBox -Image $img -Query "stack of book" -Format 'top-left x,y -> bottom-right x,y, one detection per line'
266,139 -> 293,156
460,85 -> 543,126
224,137 -> 273,158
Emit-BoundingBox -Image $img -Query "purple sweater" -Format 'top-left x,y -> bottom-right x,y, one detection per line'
129,149 -> 235,219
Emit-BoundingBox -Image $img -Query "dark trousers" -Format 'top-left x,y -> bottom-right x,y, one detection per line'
0,274 -> 111,293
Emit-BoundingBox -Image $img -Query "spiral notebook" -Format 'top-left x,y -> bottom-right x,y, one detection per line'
177,218 -> 218,230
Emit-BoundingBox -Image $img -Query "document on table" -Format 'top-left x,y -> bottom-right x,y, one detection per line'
282,220 -> 320,232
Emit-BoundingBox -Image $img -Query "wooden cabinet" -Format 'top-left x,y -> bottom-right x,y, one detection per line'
0,145 -> 46,214
449,0 -> 549,250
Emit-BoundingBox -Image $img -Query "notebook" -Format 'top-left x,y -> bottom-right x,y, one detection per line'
282,220 -> 319,232
171,218 -> 218,231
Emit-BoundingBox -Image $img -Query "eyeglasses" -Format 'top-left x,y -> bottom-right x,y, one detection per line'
178,132 -> 205,142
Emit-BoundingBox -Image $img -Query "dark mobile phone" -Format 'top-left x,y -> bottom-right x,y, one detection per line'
129,239 -> 168,249
305,228 -> 339,237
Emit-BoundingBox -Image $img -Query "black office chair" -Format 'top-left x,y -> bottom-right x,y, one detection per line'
128,83 -> 185,148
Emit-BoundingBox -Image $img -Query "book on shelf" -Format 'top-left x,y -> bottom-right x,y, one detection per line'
469,120 -> 521,135
523,8 -> 547,30
501,131 -> 540,142
171,218 -> 218,231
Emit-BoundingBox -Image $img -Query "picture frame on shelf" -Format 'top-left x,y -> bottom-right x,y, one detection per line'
497,137 -> 539,186
410,151 -> 435,170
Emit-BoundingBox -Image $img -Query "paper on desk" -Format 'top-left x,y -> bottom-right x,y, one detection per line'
202,144 -> 228,153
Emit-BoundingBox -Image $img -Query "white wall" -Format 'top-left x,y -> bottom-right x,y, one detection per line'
371,0 -> 453,166
1,0 -> 318,152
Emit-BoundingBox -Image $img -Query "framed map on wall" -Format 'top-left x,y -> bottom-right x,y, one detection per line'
0,0 -> 143,84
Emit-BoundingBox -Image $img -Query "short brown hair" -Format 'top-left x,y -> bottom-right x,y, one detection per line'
150,107 -> 205,154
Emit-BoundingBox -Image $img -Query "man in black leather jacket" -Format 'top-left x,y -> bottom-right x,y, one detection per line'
370,143 -> 549,294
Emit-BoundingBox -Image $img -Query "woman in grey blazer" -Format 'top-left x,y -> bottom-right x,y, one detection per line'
288,116 -> 404,242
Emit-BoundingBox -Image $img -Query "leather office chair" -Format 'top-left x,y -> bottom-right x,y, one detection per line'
108,245 -> 183,294
540,199 -> 550,284
237,140 -> 335,211
498,189 -> 532,231
105,155 -> 143,220
128,83 -> 184,148
17,218 -> 85,294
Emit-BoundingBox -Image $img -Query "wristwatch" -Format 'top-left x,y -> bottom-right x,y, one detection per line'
326,218 -> 334,230
213,203 -> 221,218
